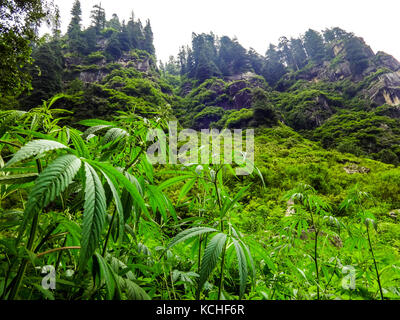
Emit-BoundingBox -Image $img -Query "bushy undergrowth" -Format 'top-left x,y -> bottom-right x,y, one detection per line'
0,101 -> 399,300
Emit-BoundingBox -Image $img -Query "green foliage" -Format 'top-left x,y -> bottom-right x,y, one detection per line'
2,5 -> 400,301
193,106 -> 224,129
303,29 -> 326,63
313,110 -> 400,162
0,0 -> 51,97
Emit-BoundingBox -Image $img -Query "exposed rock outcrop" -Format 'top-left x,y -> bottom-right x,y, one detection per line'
117,53 -> 153,73
367,71 -> 400,106
343,164 -> 370,174
375,52 -> 400,72
79,70 -> 109,83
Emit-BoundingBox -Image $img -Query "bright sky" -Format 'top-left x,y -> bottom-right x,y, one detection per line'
44,0 -> 400,62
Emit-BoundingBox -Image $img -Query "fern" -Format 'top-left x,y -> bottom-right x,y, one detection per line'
80,162 -> 107,268
6,140 -> 68,167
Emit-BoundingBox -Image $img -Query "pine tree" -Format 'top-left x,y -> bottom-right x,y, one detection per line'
178,46 -> 187,75
164,56 -> 180,75
278,36 -> 295,69
90,3 -> 106,33
51,5 -> 61,40
191,33 -> 221,82
218,36 -> 250,76
118,21 -> 131,51
143,19 -> 155,55
262,44 -> 286,86
67,0 -> 83,53
68,0 -> 82,34
127,12 -> 145,49
107,13 -> 121,31
303,29 -> 326,63
290,38 -> 308,70
248,48 -> 264,75
344,36 -> 370,75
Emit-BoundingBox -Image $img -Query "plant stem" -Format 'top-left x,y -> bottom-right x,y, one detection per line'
7,212 -> 39,300
55,236 -> 68,272
366,225 -> 384,300
169,271 -> 177,300
102,210 -> 117,256
37,246 -> 81,258
314,229 -> 320,300
217,243 -> 227,300
125,145 -> 145,170
7,159 -> 43,300
213,171 -> 226,301
163,268 -> 172,299
196,195 -> 203,300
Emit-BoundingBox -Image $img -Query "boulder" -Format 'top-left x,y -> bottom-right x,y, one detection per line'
343,164 -> 370,174
389,210 -> 399,219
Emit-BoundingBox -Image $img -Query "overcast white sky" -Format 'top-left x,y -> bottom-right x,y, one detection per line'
44,0 -> 400,62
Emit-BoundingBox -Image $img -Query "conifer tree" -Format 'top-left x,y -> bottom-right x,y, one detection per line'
90,3 -> 106,33
262,44 -> 286,85
303,29 -> 326,63
51,5 -> 61,40
218,36 -> 250,76
67,0 -> 82,34
108,13 -> 121,31
278,36 -> 295,69
143,19 -> 155,55
290,38 -> 308,70
67,0 -> 83,53
247,48 -> 264,75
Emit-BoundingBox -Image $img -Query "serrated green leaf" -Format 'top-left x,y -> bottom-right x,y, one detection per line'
123,279 -> 151,300
220,185 -> 250,218
80,163 -> 107,268
23,155 -> 81,231
166,227 -> 218,252
158,175 -> 194,190
199,232 -> 227,291
102,128 -> 128,145
87,161 -> 149,220
69,129 -> 90,159
6,140 -> 68,167
178,178 -> 197,202
232,238 -> 247,299
99,169 -> 125,245
93,252 -> 118,300
0,173 -> 38,185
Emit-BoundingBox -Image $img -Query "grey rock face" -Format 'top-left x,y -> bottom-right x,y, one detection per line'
368,71 -> 400,106
375,52 -> 400,71
79,70 -> 109,83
